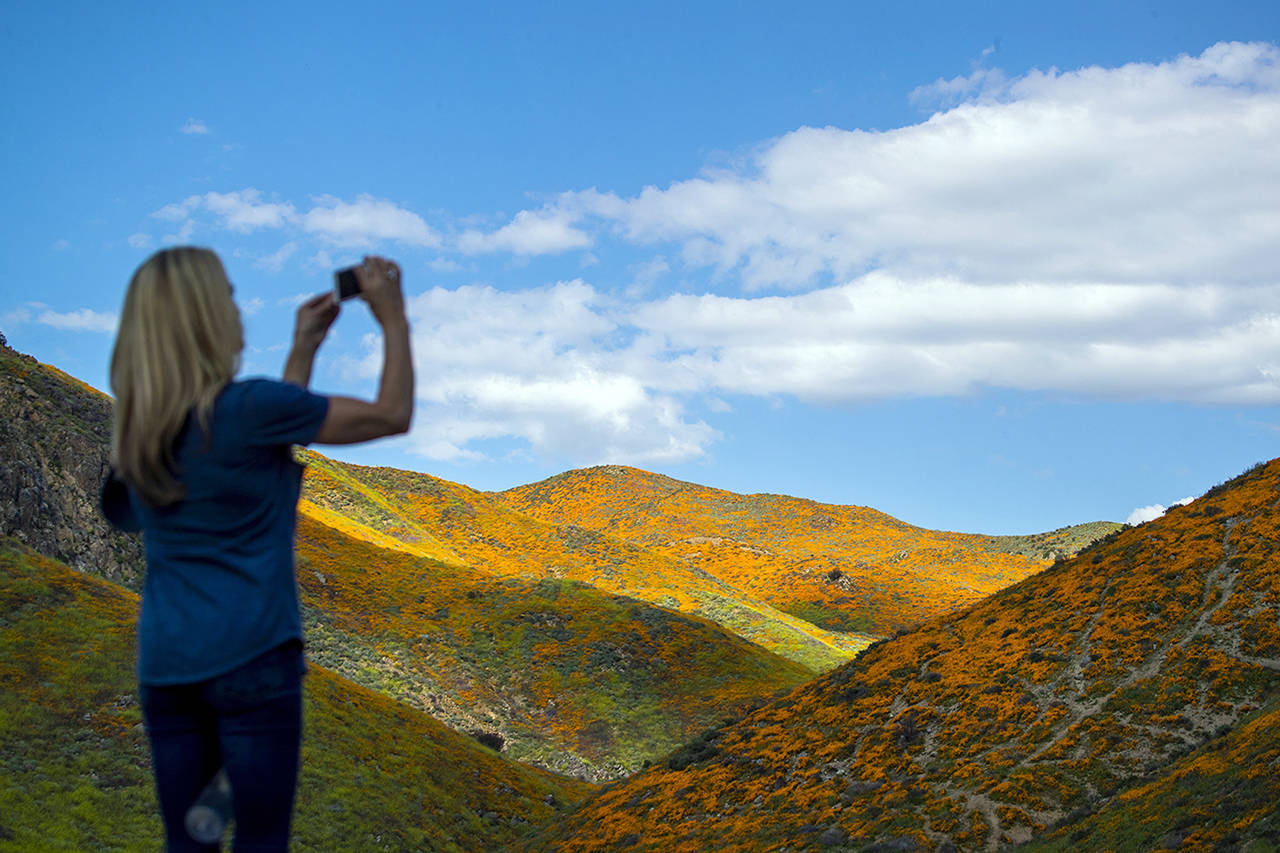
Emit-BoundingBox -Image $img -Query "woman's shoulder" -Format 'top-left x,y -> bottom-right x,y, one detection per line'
217,378 -> 329,445
220,377 -> 317,407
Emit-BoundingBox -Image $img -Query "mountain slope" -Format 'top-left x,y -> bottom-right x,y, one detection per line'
292,505 -> 813,781
1025,694 -> 1280,851
0,340 -> 841,784
498,465 -> 1112,634
525,460 -> 1280,852
0,535 -> 593,852
0,338 -> 143,588
299,452 -> 869,671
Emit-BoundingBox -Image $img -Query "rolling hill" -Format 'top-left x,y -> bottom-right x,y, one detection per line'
291,503 -> 813,780
13,334 -> 1229,850
523,460 -> 1280,852
297,451 -> 871,672
0,535 -> 594,852
499,466 -> 1116,634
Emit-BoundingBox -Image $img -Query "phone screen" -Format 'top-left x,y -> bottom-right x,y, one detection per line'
334,267 -> 361,301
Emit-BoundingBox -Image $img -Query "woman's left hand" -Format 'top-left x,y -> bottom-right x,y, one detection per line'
293,292 -> 340,352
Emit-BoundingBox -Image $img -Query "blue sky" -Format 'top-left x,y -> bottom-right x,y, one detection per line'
3,1 -> 1280,534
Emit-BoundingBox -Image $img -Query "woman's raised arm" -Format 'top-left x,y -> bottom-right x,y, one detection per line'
312,256 -> 415,445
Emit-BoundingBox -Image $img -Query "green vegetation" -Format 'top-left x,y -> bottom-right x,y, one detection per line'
0,537 -> 591,852
981,520 -> 1124,560
294,510 -> 814,781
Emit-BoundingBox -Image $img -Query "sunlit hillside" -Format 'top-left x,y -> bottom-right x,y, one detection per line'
298,452 -> 870,672
498,466 -> 1115,634
0,536 -> 593,853
292,505 -> 813,780
524,460 -> 1280,852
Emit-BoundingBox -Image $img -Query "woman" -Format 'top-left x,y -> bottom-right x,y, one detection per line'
102,246 -> 412,851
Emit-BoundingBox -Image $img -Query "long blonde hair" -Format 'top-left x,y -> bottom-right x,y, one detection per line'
111,247 -> 243,506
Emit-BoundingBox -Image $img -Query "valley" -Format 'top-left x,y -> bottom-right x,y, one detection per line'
4,335 -> 1274,851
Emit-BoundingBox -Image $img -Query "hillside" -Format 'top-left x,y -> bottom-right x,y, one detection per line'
291,504 -> 813,780
0,535 -> 593,852
498,466 -> 1115,634
299,452 -> 870,671
525,460 -> 1280,852
0,339 -> 846,785
0,337 -> 143,588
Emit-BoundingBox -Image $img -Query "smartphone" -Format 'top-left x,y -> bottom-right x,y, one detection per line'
334,266 -> 361,301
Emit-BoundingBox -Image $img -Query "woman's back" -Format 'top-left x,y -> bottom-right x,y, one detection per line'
125,378 -> 328,685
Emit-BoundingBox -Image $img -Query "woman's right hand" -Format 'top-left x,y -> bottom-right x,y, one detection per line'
313,254 -> 414,445
355,256 -> 405,324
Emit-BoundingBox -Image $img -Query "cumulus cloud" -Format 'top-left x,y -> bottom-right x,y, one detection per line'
128,233 -> 152,249
180,118 -> 209,135
151,189 -> 296,238
136,43 -> 1280,466
5,301 -> 118,334
204,190 -> 297,232
0,307 -> 32,327
458,207 -> 592,255
255,241 -> 299,272
35,306 -> 118,333
150,190 -> 439,252
553,41 -> 1280,290
625,274 -> 1280,404
351,281 -> 718,464
1126,497 -> 1195,526
302,194 -> 439,248
359,270 -> 1280,464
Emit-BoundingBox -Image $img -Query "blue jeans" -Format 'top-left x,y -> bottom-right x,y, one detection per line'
140,641 -> 304,852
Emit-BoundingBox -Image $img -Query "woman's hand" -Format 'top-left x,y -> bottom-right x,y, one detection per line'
313,256 -> 414,443
284,292 -> 339,387
354,256 -> 405,326
293,292 -> 340,352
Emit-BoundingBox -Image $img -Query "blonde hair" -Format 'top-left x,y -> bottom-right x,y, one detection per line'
110,247 -> 243,506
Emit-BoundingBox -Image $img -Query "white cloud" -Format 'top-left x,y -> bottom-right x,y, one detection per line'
255,241 -> 299,272
203,189 -> 297,232
1127,496 -> 1195,525
135,41 -> 1280,467
457,207 -> 591,255
353,268 -> 1280,464
34,307 -> 118,333
239,297 -> 267,316
551,41 -> 1280,291
128,233 -> 152,249
302,194 -> 439,248
153,197 -> 201,221
51,238 -> 71,252
625,274 -> 1280,404
428,256 -> 463,273
180,118 -> 209,135
1,307 -> 33,327
303,250 -> 335,273
364,281 -> 718,465
149,190 -> 438,258
163,220 -> 196,244
910,66 -> 1009,109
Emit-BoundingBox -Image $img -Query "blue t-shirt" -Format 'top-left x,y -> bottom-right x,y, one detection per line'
103,379 -> 329,685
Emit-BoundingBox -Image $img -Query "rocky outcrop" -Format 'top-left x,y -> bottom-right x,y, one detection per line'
0,335 -> 143,588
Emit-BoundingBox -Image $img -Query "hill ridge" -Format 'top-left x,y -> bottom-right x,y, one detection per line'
498,463 -> 1116,636
526,458 -> 1280,851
